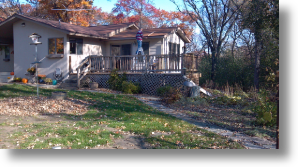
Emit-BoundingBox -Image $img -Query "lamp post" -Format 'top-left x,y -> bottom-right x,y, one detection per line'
29,33 -> 42,98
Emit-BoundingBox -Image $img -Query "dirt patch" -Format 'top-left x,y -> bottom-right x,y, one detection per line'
0,96 -> 92,116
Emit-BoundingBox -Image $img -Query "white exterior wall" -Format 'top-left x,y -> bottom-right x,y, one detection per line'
163,32 -> 185,55
163,32 -> 185,72
70,37 -> 105,73
13,19 -> 105,78
13,20 -> 68,79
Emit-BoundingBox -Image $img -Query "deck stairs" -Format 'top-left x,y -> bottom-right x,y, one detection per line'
0,72 -> 13,83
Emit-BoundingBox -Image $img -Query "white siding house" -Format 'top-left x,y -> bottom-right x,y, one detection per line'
0,14 -> 190,82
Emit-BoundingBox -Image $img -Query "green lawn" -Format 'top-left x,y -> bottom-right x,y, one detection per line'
0,84 -> 244,149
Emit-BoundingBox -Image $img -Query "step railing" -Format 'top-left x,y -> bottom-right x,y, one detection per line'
76,58 -> 91,88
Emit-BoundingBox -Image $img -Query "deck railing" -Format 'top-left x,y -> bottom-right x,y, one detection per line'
76,54 -> 198,87
88,54 -> 198,73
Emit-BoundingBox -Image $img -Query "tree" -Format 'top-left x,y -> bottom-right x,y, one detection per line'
240,0 -> 279,91
171,0 -> 246,84
0,0 -> 33,20
112,0 -> 158,28
26,0 -> 95,26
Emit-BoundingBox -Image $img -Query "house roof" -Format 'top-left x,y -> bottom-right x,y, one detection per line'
0,14 -> 190,42
109,27 -> 191,43
0,14 -> 137,39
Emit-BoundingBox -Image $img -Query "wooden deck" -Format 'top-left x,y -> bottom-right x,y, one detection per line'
75,54 -> 199,88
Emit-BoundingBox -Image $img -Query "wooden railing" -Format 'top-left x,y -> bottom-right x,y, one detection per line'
76,54 -> 198,87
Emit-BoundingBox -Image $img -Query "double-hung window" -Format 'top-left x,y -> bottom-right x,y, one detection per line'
48,38 -> 64,55
69,38 -> 83,55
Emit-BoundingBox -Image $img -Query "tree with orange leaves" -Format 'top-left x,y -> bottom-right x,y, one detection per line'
26,0 -> 95,27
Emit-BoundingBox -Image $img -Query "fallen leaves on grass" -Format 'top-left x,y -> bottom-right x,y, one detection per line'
0,96 -> 92,116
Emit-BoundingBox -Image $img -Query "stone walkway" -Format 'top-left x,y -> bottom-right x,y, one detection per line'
134,95 -> 276,149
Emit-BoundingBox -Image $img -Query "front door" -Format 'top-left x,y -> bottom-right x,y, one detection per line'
0,45 -> 14,72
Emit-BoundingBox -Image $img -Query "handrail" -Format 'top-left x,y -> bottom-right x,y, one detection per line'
77,57 -> 91,88
76,58 -> 89,70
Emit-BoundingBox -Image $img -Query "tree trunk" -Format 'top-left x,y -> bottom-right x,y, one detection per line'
211,50 -> 216,87
254,29 -> 261,91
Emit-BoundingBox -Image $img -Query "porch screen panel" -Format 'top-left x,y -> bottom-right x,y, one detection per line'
120,44 -> 131,71
111,45 -> 120,70
143,42 -> 149,55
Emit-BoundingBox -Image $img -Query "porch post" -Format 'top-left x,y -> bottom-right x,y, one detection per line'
77,68 -> 80,88
112,55 -> 116,70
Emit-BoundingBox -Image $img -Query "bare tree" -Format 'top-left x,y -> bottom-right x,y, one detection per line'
171,0 -> 246,83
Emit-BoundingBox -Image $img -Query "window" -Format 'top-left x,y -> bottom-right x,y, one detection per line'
143,42 -> 149,55
69,38 -> 83,55
4,46 -> 10,60
49,38 -> 64,55
169,42 -> 180,55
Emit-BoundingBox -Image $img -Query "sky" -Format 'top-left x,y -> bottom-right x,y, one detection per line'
93,0 -> 179,12
18,0 -> 179,12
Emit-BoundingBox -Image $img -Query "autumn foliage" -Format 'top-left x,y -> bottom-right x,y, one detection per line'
0,0 -> 194,37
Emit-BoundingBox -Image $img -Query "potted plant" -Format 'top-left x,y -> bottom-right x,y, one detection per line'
27,67 -> 36,75
44,78 -> 52,85
89,81 -> 98,89
14,77 -> 22,82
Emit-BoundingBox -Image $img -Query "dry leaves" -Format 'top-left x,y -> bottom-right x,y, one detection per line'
0,96 -> 92,116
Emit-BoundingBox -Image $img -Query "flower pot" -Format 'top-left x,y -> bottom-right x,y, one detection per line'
89,82 -> 98,89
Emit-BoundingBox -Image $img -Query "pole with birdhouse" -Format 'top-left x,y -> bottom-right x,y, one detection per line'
29,33 -> 42,98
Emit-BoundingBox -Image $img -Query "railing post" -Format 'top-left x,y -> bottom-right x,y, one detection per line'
77,68 -> 80,88
113,55 -> 116,70
88,56 -> 91,72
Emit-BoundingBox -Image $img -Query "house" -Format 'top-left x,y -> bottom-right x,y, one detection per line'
0,13 -> 190,77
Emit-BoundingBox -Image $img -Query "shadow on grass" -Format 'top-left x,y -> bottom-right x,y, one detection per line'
0,83 -> 178,127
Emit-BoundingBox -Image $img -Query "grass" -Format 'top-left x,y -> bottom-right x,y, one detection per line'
0,84 -> 244,149
170,88 -> 277,141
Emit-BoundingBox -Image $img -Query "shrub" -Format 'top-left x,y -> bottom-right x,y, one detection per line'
157,85 -> 172,96
122,81 -> 141,94
107,69 -> 127,91
175,97 -> 209,107
157,85 -> 182,104
252,90 -> 277,126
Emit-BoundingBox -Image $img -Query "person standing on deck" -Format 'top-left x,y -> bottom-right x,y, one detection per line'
136,28 -> 143,55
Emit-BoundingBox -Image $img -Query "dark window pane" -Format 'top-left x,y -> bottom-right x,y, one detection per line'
121,44 -> 131,55
77,43 -> 83,55
70,39 -> 76,54
143,42 -> 149,55
49,38 -> 55,54
111,45 -> 120,56
56,38 -> 64,54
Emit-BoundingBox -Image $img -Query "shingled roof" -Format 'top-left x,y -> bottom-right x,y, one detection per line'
109,27 -> 191,43
0,14 -> 190,42
0,14 -> 137,39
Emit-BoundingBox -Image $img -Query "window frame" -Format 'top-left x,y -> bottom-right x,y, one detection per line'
48,37 -> 64,55
69,38 -> 83,55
